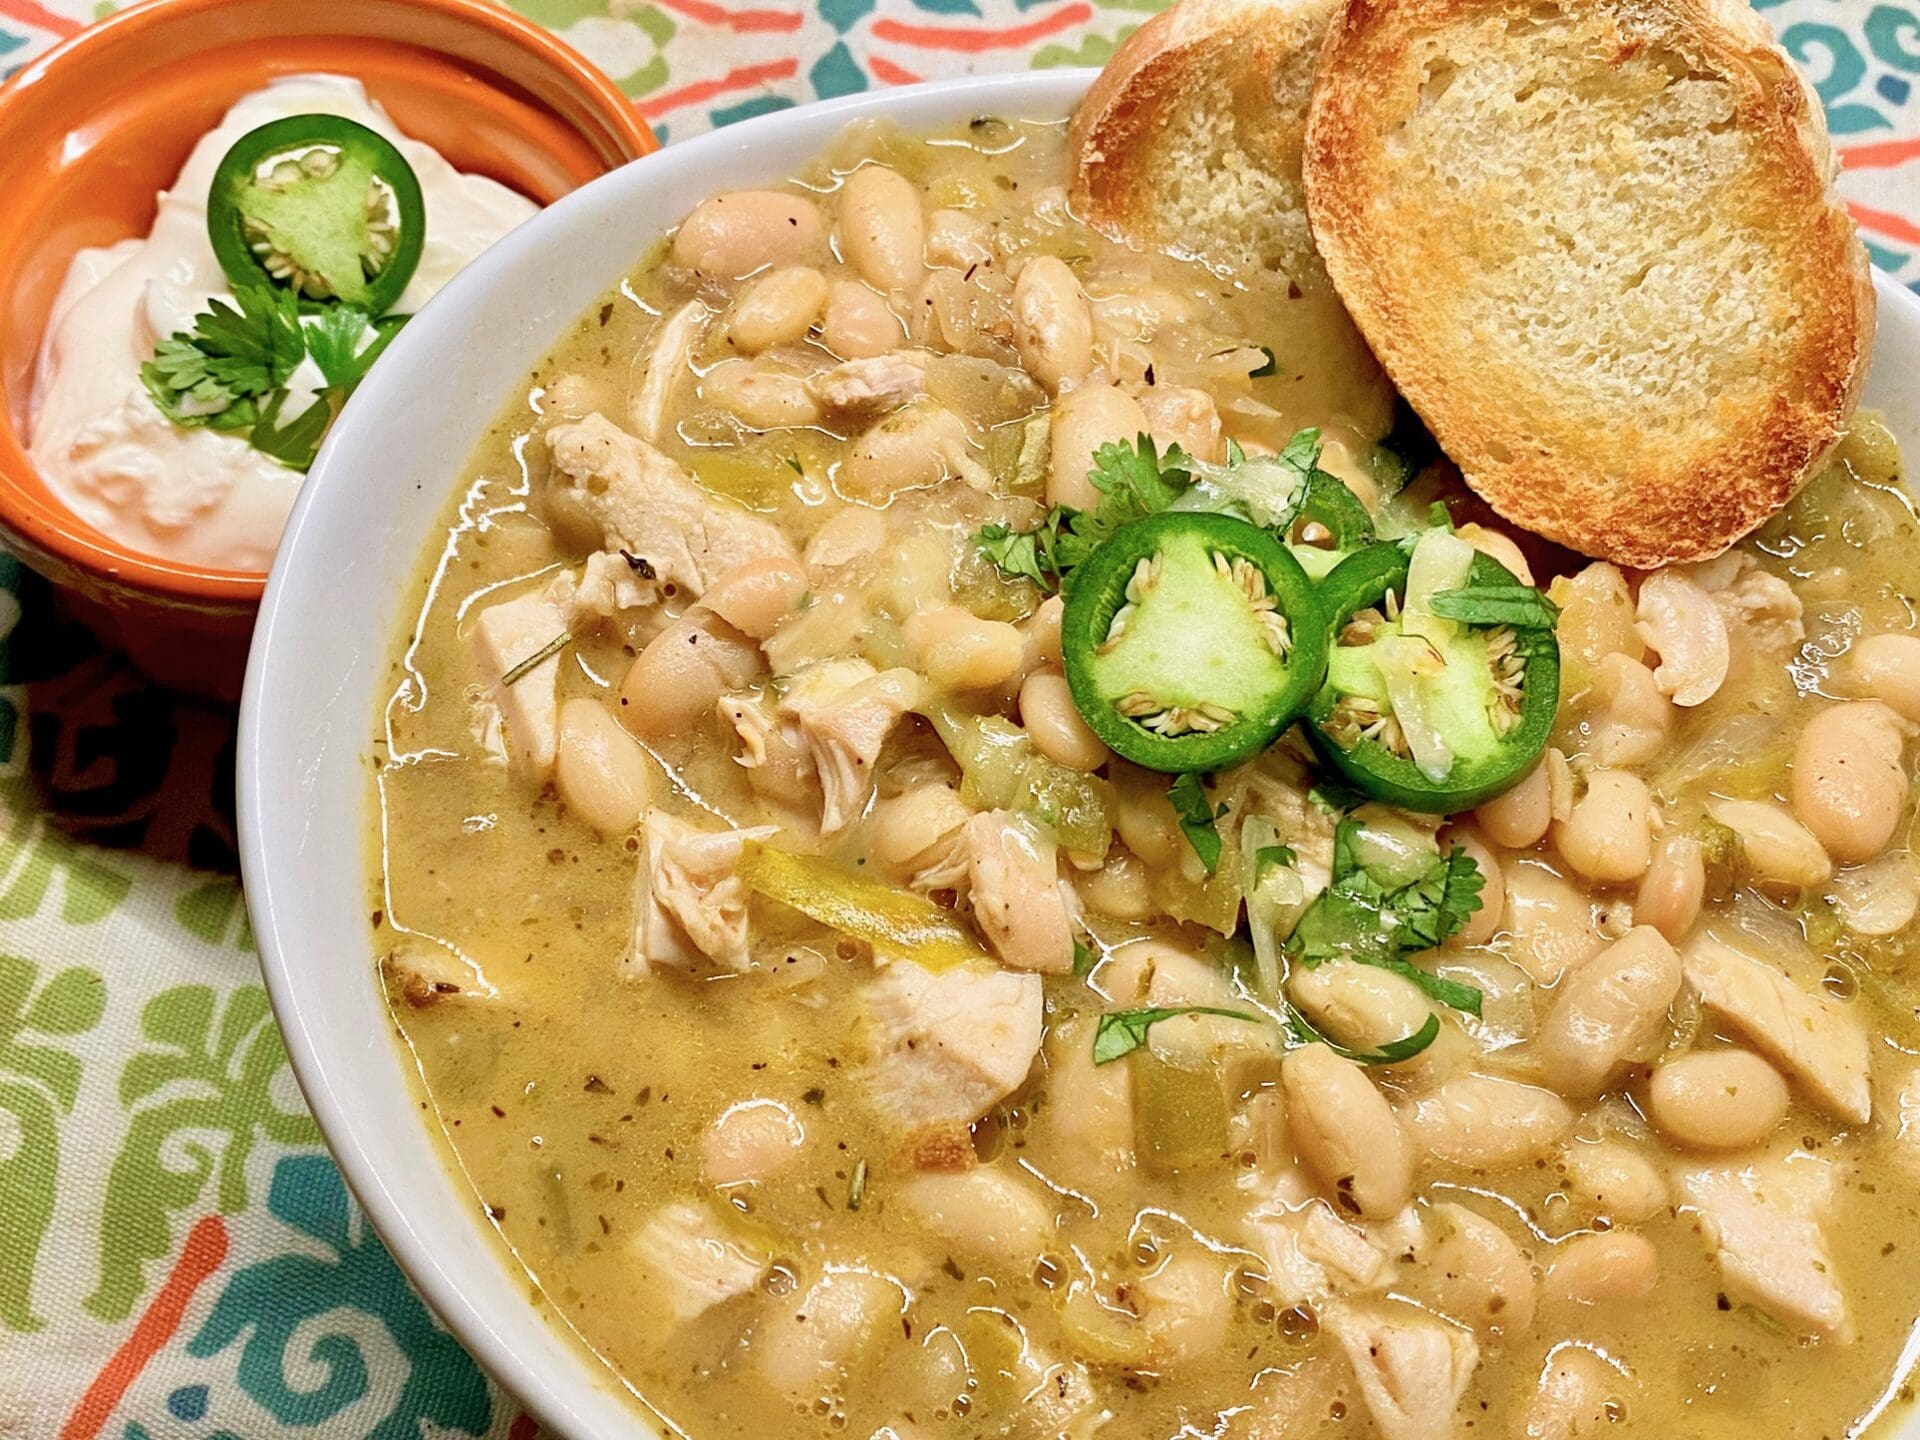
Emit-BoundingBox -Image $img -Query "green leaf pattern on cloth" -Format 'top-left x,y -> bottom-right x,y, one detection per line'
0,1 -> 1913,1436
87,986 -> 318,1322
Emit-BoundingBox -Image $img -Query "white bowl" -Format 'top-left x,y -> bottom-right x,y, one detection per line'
237,68 -> 1920,1440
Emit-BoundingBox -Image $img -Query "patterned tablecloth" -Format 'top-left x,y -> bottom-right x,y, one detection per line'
0,1 -> 1916,1436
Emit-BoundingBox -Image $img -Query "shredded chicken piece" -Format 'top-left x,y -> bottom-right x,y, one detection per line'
568,548 -> 659,628
627,1202 -> 767,1323
546,412 -> 796,600
1682,935 -> 1871,1123
778,660 -> 923,834
806,354 -> 927,418
1676,1152 -> 1851,1340
469,572 -> 574,778
863,962 -> 1043,1131
963,810 -> 1073,973
629,299 -> 709,443
628,810 -> 776,976
719,691 -> 820,815
1245,1198 -> 1396,1309
1683,551 -> 1806,656
1326,1302 -> 1479,1440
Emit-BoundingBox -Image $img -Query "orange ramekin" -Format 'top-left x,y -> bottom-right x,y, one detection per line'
0,0 -> 656,694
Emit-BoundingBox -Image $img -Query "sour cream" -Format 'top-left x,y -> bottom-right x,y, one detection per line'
28,74 -> 537,572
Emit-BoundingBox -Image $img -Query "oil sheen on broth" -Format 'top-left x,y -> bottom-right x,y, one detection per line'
373,115 -> 1920,1439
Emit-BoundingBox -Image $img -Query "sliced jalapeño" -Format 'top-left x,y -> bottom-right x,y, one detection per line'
1062,512 -> 1328,773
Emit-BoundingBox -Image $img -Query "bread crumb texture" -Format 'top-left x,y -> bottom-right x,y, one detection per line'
1306,0 -> 1874,567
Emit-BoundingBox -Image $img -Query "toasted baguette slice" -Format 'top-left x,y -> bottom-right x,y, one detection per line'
1303,0 -> 1874,568
1070,0 -> 1340,283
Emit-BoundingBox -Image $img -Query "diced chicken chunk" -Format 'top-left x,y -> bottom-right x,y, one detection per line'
1245,1199 -> 1394,1310
756,1266 -> 903,1399
568,548 -> 657,628
963,810 -> 1073,974
1676,1152 -> 1851,1340
628,1202 -> 767,1324
1682,935 -> 1871,1123
807,354 -> 927,418
629,810 -> 776,976
720,691 -> 820,815
864,963 -> 1043,1132
546,412 -> 796,600
470,574 -> 573,778
1327,1302 -> 1479,1440
779,660 -> 923,834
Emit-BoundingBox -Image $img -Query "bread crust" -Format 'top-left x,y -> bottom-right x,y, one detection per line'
1070,0 -> 1340,277
1303,0 -> 1874,568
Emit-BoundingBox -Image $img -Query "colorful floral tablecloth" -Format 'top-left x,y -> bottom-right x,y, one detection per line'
0,1 -> 1916,1436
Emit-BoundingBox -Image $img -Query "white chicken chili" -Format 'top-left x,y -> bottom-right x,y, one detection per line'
372,114 -> 1920,1440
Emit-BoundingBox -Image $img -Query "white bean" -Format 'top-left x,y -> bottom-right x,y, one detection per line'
840,402 -> 980,501
838,165 -> 925,294
1587,653 -> 1673,769
1646,1049 -> 1789,1151
1280,1044 -> 1413,1217
702,1099 -> 804,1185
1562,1139 -> 1668,1224
1533,925 -> 1681,1097
1542,1232 -> 1658,1310
1454,523 -> 1533,585
1554,770 -> 1654,883
1477,754 -> 1555,849
727,266 -> 828,354
1841,633 -> 1920,722
821,280 -> 903,360
554,697 -> 652,835
1791,700 -> 1911,865
618,615 -> 763,741
1019,668 -> 1108,771
1425,1203 -> 1536,1337
1635,570 -> 1729,707
1012,256 -> 1093,393
1403,1073 -> 1573,1169
672,190 -> 826,279
870,786 -> 972,878
1520,1347 -> 1629,1440
1707,797 -> 1832,890
1048,385 -> 1149,510
1634,835 -> 1704,943
700,358 -> 820,429
698,557 -> 810,639
905,605 -> 1025,692
1500,859 -> 1606,986
1288,959 -> 1435,1058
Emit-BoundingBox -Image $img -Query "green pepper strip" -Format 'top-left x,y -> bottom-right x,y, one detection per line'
1304,545 -> 1559,813
1062,511 -> 1328,774
737,845 -> 989,971
207,114 -> 427,313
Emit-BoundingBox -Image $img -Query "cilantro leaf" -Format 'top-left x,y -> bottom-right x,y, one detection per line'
193,285 -> 307,395
1168,772 -> 1227,875
1092,1005 -> 1261,1064
1429,584 -> 1561,630
976,518 -> 1064,590
1254,844 -> 1297,881
1285,1006 -> 1441,1065
1287,837 -> 1485,1015
1072,939 -> 1099,978
303,305 -> 388,388
249,390 -> 335,475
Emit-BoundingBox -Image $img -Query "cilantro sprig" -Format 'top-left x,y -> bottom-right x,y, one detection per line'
1287,820 -> 1485,1015
1429,584 -> 1561,630
140,284 -> 407,474
1091,1004 -> 1261,1064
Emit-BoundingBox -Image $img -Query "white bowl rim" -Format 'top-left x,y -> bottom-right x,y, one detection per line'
237,65 -> 1920,1440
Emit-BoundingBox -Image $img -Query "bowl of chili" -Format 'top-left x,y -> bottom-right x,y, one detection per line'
0,0 -> 655,695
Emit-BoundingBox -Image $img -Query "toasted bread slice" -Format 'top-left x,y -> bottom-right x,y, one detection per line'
1303,0 -> 1874,568
1070,0 -> 1341,283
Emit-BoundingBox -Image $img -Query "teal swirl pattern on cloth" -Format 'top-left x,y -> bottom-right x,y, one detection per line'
0,1 -> 1915,1437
